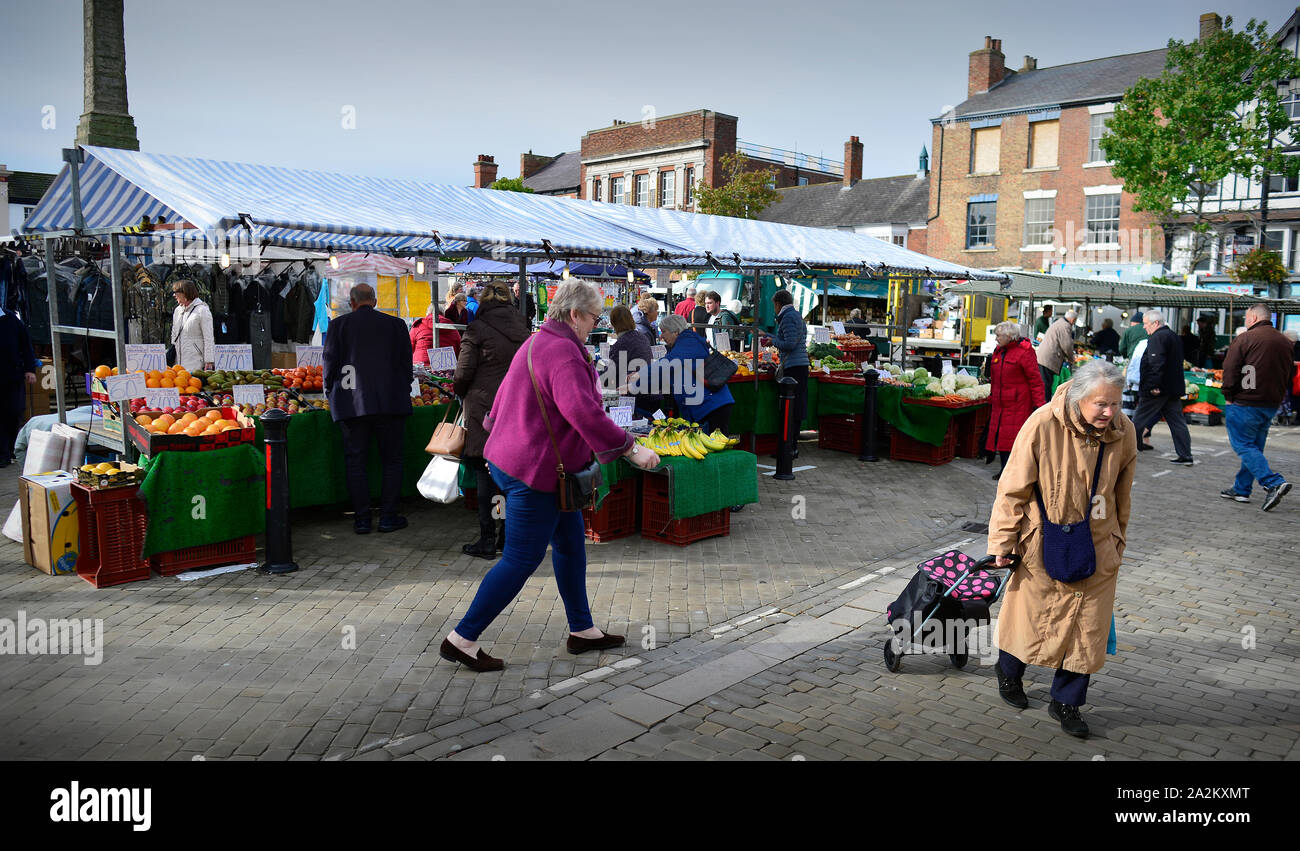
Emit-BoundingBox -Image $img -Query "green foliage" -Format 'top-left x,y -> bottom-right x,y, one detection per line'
1102,17 -> 1300,267
1148,275 -> 1176,286
488,177 -> 534,193
1228,247 -> 1287,285
696,152 -> 782,219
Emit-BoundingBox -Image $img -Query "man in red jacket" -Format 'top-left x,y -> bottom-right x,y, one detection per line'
1219,304 -> 1295,511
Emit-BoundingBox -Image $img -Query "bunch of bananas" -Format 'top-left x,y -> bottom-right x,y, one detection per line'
636,418 -> 738,460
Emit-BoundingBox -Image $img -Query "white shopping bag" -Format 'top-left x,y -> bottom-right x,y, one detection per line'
417,456 -> 461,504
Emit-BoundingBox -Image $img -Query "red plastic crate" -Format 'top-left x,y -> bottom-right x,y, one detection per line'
889,422 -> 957,466
738,432 -> 780,455
640,474 -> 730,546
71,482 -> 151,588
583,478 -> 639,542
955,405 -> 991,459
151,535 -> 257,576
818,414 -> 863,454
836,345 -> 875,365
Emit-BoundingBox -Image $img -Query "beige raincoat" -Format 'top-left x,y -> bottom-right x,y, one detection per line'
987,382 -> 1137,674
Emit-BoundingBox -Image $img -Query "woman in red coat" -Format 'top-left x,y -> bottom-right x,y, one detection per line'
985,321 -> 1046,480
410,304 -> 462,366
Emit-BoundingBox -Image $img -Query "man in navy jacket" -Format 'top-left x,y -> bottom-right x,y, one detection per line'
324,284 -> 414,533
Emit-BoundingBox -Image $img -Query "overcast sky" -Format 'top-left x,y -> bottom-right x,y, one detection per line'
1,0 -> 1296,184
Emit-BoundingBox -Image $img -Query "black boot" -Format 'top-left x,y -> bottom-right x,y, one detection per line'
996,667 -> 1029,709
494,519 -> 505,554
1049,701 -> 1089,738
462,522 -> 496,560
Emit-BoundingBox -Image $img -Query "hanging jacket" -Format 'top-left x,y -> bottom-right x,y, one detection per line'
985,338 -> 1045,453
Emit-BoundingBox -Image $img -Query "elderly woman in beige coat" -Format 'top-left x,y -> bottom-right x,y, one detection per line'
987,359 -> 1136,738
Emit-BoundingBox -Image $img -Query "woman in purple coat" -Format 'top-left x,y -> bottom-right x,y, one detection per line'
441,282 -> 662,672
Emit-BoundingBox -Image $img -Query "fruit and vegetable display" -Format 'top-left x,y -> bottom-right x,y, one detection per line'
817,356 -> 858,372
634,417 -> 739,460
1184,381 -> 1199,400
94,363 -> 204,394
807,342 -> 842,361
878,364 -> 991,401
192,368 -> 294,393
831,333 -> 872,348
412,377 -> 453,407
132,408 -> 247,437
1183,402 -> 1222,415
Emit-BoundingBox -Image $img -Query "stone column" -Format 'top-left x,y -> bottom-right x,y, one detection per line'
75,0 -> 140,150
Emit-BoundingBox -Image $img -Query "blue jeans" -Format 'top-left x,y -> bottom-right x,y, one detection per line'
455,463 -> 593,641
1225,403 -> 1284,496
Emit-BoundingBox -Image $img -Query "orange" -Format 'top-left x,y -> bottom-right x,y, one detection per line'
155,413 -> 175,427
160,378 -> 175,388
148,370 -> 163,381
163,369 -> 176,381
179,413 -> 197,424
135,414 -> 153,426
110,367 -> 119,376
189,377 -> 202,390
206,410 -> 222,421
221,424 -> 242,432
167,421 -> 187,435
93,365 -> 111,379
144,377 -> 160,389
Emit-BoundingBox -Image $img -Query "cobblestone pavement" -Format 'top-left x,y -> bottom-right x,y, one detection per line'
1,421 -> 1297,761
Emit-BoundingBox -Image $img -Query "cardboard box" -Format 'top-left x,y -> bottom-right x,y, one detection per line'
919,329 -> 935,339
19,471 -> 80,576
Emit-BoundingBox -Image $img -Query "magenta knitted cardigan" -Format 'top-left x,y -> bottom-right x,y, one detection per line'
483,319 -> 633,492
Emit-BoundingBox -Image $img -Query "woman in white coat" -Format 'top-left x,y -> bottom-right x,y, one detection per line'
170,280 -> 215,372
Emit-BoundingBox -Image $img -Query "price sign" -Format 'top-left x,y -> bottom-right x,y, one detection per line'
599,343 -> 610,360
214,344 -> 253,371
427,347 -> 457,372
652,408 -> 666,421
410,379 -> 420,397
607,405 -> 633,427
831,321 -> 846,335
125,344 -> 166,373
823,365 -> 832,376
709,330 -> 731,352
104,372 -> 147,402
233,385 -> 265,406
651,345 -> 667,360
618,396 -> 636,410
295,345 -> 323,367
813,326 -> 831,343
144,388 -> 180,410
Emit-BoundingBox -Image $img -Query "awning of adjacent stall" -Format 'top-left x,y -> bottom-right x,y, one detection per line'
525,260 -> 651,280
943,270 -> 1300,311
23,146 -> 1008,280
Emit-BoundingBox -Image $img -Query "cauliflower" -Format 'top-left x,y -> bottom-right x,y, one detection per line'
925,379 -> 944,395
954,373 -> 979,389
940,373 -> 958,394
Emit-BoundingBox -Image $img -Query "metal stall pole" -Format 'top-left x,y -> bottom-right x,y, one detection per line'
431,265 -> 440,350
518,257 -> 528,323
44,238 -> 67,424
750,267 -> 761,454
108,233 -> 137,463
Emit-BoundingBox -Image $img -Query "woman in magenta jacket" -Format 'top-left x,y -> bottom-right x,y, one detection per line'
985,321 -> 1046,479
440,281 -> 662,672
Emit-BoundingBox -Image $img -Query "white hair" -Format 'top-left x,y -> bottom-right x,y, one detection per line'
549,280 -> 602,319
993,321 -> 1021,341
1063,309 -> 1078,322
1143,310 -> 1165,326
1065,359 -> 1125,410
658,313 -> 688,336
1245,304 -> 1271,323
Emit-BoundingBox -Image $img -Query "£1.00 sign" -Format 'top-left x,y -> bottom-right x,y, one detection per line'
428,347 -> 457,372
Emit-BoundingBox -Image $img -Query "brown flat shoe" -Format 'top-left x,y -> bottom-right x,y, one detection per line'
566,631 -> 626,654
439,638 -> 504,672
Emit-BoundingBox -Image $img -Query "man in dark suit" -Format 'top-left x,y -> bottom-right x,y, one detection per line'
1133,310 -> 1193,465
324,284 -> 413,533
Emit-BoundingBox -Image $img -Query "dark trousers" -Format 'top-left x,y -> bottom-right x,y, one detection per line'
337,415 -> 406,520
1039,365 -> 1057,400
462,455 -> 501,534
702,403 -> 733,435
1133,392 -> 1191,459
780,366 -> 809,450
0,381 -> 23,462
999,649 -> 1090,706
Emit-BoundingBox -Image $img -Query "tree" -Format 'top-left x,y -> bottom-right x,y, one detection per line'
1228,247 -> 1287,286
695,152 -> 782,219
488,176 -> 534,193
1101,17 -> 1300,273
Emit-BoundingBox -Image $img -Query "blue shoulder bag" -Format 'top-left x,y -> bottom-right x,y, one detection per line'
1033,443 -> 1105,584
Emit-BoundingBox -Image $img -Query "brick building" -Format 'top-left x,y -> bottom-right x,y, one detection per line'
926,35 -> 1173,278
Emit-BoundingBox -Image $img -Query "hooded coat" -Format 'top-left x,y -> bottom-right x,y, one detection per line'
985,337 -> 1046,453
453,299 -> 530,458
987,382 -> 1137,674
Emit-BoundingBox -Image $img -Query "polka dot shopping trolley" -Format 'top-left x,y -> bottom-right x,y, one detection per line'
882,551 -> 1019,672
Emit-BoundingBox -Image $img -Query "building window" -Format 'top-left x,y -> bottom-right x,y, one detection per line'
1267,173 -> 1300,194
1088,112 -> 1112,163
592,178 -> 602,202
684,167 -> 695,206
1023,197 -> 1055,246
1264,229 -> 1285,261
969,127 -> 1000,174
1084,193 -> 1120,243
966,201 -> 996,248
610,176 -> 626,205
1282,90 -> 1300,121
798,176 -> 809,186
21,206 -> 36,224
659,171 -> 675,208
892,235 -> 905,246
1027,120 -> 1059,169
634,174 -> 648,206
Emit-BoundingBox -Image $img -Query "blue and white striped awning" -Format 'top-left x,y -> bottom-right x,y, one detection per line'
22,146 -> 1006,281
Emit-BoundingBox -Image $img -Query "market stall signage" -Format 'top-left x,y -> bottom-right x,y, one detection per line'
831,321 -> 846,335
599,343 -> 610,360
709,330 -> 731,352
214,345 -> 254,371
144,388 -> 180,410
295,346 -> 324,368
651,345 -> 667,360
125,344 -> 167,373
104,372 -> 147,402
233,385 -> 265,406
427,347 -> 457,372
618,396 -> 636,410
813,327 -> 831,343
410,379 -> 420,397
607,405 -> 633,427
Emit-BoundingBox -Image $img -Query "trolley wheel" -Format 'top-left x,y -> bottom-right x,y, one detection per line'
883,638 -> 903,672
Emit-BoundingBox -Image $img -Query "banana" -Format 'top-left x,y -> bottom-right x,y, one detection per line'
682,432 -> 706,460
699,430 -> 729,452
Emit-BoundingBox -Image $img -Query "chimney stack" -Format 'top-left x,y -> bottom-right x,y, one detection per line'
968,35 -> 1006,97
1199,12 -> 1222,42
473,155 -> 498,188
843,135 -> 863,187
520,151 -> 556,180
1020,55 -> 1037,72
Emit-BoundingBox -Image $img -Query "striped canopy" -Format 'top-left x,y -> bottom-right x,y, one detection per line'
24,146 -> 1006,280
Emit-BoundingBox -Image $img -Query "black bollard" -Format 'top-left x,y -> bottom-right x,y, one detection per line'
859,368 -> 879,462
259,408 -> 299,574
774,376 -> 797,480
